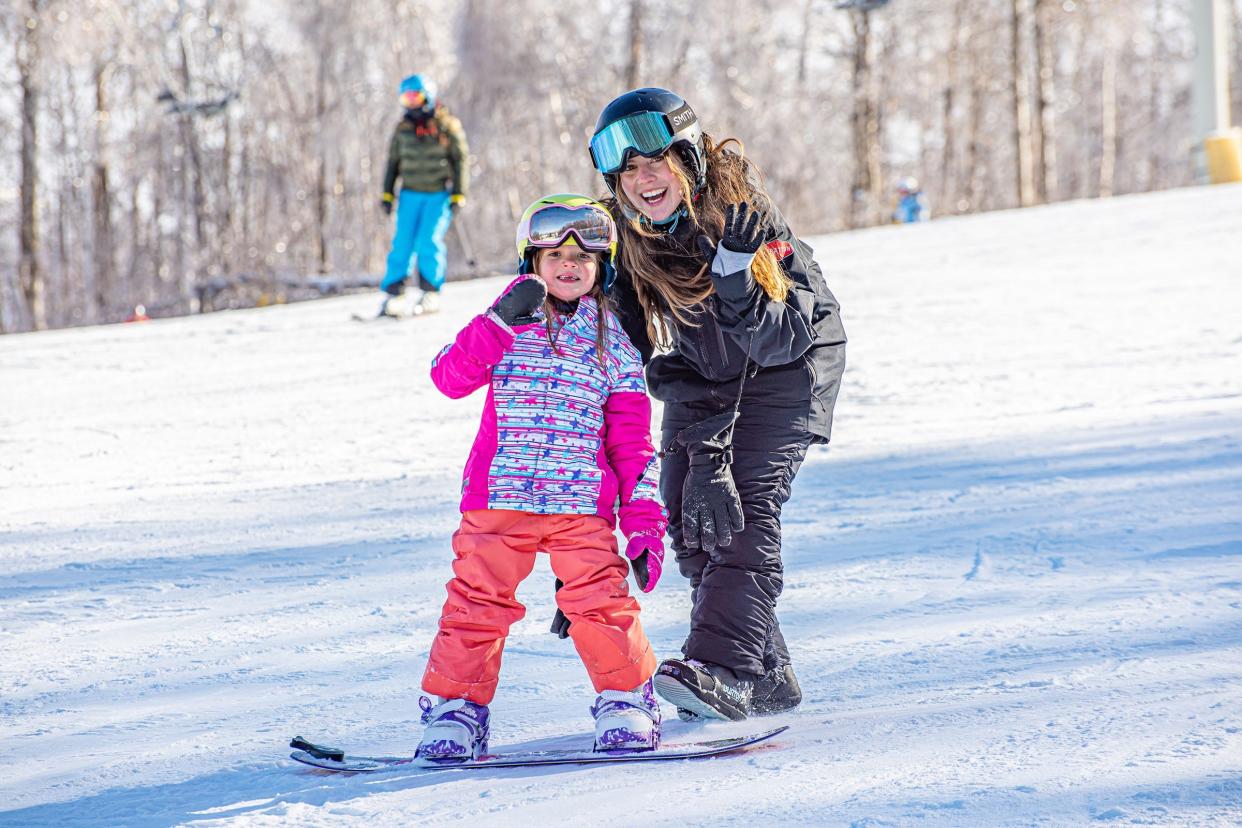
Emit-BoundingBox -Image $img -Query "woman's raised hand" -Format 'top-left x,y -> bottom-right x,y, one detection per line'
720,201 -> 763,254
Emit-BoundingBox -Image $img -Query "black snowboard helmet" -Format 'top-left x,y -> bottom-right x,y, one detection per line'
589,88 -> 707,198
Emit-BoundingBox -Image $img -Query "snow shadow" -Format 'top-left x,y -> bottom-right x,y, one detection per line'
782,411 -> 1242,569
0,760 -> 484,827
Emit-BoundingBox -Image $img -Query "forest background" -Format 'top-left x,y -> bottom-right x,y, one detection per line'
2,0 -> 1240,333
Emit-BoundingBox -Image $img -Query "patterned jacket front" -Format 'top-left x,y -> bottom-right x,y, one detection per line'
430,287 -> 664,540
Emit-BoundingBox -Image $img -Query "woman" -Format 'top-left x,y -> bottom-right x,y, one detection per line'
588,87 -> 847,722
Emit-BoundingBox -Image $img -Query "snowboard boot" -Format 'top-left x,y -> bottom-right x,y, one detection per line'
653,658 -> 752,722
750,664 -> 803,715
592,677 -> 662,752
415,696 -> 490,762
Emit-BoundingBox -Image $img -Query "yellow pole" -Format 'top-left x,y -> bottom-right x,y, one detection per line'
1204,129 -> 1242,184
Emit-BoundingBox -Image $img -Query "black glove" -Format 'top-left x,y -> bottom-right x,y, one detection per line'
380,198 -> 393,216
491,277 -> 547,327
720,201 -> 763,254
673,411 -> 745,553
550,578 -> 571,639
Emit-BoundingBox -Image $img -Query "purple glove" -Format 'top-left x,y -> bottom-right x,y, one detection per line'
625,530 -> 664,593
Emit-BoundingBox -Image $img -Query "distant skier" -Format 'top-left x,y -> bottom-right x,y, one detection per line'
377,74 -> 469,317
416,194 -> 667,760
588,88 -> 847,721
892,176 -> 929,224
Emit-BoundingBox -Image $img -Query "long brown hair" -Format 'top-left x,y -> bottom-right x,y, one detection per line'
612,134 -> 792,349
530,247 -> 612,367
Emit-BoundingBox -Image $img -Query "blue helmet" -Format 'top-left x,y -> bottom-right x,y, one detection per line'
398,74 -> 436,111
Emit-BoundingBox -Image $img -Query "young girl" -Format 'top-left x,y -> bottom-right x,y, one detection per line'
588,88 -> 847,722
416,194 -> 667,760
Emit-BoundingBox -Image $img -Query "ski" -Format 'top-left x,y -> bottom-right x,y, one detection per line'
289,724 -> 788,773
350,306 -> 439,323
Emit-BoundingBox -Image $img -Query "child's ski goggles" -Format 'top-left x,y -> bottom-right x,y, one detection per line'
519,203 -> 616,252
589,110 -> 680,174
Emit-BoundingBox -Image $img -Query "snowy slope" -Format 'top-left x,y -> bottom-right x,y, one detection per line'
2,184 -> 1241,827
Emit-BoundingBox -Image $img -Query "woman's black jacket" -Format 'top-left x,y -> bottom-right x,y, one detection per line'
610,207 -> 846,442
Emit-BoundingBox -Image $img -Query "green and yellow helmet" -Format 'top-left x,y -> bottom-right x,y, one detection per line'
515,194 -> 618,291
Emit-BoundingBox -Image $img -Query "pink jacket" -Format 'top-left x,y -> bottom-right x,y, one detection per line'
430,287 -> 664,539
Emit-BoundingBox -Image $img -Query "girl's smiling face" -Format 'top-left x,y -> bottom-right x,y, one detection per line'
534,243 -> 599,303
618,153 -> 684,222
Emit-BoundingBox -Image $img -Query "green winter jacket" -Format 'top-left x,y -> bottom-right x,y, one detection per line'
382,108 -> 469,198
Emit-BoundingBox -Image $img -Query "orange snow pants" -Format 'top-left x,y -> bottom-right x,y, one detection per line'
421,509 -> 657,705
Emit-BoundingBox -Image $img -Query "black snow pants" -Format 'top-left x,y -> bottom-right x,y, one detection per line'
659,370 -> 814,679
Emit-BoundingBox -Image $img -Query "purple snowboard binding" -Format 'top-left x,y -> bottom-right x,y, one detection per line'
415,696 -> 490,762
591,677 -> 662,752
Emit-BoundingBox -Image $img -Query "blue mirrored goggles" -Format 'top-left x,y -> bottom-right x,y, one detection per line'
589,111 -> 676,175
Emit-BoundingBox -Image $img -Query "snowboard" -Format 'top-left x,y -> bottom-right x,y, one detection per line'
289,724 -> 787,773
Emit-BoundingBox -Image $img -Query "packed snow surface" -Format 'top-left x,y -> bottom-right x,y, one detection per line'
2,184 -> 1241,826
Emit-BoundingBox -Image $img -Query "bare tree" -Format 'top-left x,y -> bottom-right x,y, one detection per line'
0,0 -> 1215,333
1147,0 -> 1166,191
846,5 -> 883,228
16,0 -> 45,331
939,0 -> 967,214
1031,0 -> 1058,202
1010,0 -> 1035,207
92,59 -> 117,321
962,17 -> 988,214
626,0 -> 644,89
1098,24 -> 1119,198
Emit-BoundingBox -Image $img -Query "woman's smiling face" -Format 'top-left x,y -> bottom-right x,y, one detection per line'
618,153 -> 684,222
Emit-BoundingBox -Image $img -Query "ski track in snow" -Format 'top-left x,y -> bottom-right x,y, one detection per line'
2,184 -> 1241,826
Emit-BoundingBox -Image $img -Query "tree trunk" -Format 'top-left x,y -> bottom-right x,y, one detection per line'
176,30 -> 206,308
237,27 -> 252,276
1147,0 -> 1165,190
128,172 -> 142,313
315,12 -> 329,275
93,61 -> 116,322
154,130 -> 166,304
56,82 -> 71,325
1011,0 -> 1034,207
626,0 -> 643,89
963,22 -> 986,213
222,96 -> 234,269
797,0 -> 814,86
1099,39 -> 1118,197
848,9 -> 883,228
940,0 -> 967,214
17,0 -> 45,331
1032,0 -> 1058,202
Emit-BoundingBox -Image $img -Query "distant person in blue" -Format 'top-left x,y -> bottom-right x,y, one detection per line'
892,177 -> 929,224
378,74 -> 470,317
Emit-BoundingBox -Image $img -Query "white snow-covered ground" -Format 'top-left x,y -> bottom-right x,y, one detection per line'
2,184 -> 1241,827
